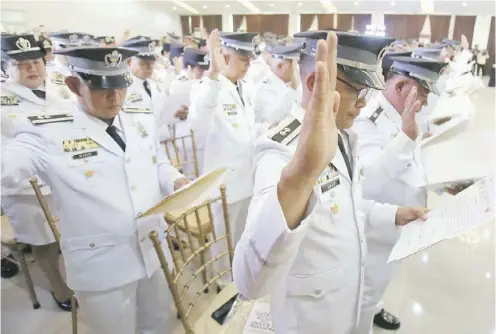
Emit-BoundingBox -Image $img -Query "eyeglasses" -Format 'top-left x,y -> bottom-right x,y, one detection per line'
337,77 -> 371,100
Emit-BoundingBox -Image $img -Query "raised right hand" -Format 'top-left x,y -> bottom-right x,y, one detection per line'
207,29 -> 225,79
289,32 -> 340,181
401,86 -> 422,141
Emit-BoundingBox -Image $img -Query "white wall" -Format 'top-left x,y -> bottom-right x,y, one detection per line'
472,15 -> 492,49
1,1 -> 182,37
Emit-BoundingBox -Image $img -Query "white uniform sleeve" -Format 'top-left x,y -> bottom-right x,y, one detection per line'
187,77 -> 221,143
354,118 -> 417,199
2,131 -> 46,188
156,134 -> 185,194
233,141 -> 317,300
361,199 -> 399,244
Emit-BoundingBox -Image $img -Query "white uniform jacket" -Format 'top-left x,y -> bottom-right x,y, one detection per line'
1,79 -> 73,195
188,75 -> 265,203
253,70 -> 298,125
353,94 -> 427,225
1,104 -> 184,291
124,74 -> 169,142
233,103 -> 398,334
245,56 -> 271,86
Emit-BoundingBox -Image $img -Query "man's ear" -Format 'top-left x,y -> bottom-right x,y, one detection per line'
65,76 -> 82,96
305,72 -> 315,93
396,79 -> 407,94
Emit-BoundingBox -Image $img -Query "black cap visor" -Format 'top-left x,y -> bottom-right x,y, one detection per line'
339,65 -> 386,90
136,54 -> 158,61
79,72 -> 133,89
5,50 -> 46,61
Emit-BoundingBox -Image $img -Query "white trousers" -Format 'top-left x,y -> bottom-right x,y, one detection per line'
210,198 -> 251,284
76,270 -> 175,334
352,242 -> 396,334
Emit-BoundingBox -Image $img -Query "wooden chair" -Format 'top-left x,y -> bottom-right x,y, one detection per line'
149,185 -> 237,333
29,178 -> 78,334
1,214 -> 40,309
164,127 -> 200,179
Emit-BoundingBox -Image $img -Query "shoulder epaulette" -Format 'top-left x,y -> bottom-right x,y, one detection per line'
122,107 -> 153,114
267,115 -> 301,146
28,113 -> 73,125
369,106 -> 384,123
1,96 -> 19,106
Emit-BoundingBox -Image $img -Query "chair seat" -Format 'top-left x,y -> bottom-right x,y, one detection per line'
194,283 -> 245,334
1,215 -> 17,244
166,206 -> 213,238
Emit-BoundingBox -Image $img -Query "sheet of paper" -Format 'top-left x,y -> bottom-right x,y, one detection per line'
243,301 -> 275,334
388,177 -> 494,263
138,167 -> 231,217
427,93 -> 473,122
421,115 -> 468,146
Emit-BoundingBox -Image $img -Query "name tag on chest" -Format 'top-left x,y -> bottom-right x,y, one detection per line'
315,164 -> 340,203
223,104 -> 238,116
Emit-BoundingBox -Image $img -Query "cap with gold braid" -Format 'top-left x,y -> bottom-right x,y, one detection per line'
54,47 -> 139,89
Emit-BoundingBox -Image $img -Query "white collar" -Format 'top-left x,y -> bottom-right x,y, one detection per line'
380,93 -> 402,125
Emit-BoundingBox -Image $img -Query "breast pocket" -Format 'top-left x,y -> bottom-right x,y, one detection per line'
66,151 -> 106,184
286,268 -> 351,333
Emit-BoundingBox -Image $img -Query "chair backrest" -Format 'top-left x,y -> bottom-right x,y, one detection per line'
29,178 -> 60,243
164,127 -> 200,179
149,185 -> 233,333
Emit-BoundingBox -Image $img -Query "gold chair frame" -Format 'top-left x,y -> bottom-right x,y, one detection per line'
29,178 -> 78,334
164,127 -> 200,179
149,185 -> 234,333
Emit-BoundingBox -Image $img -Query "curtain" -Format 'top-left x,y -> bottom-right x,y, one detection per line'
245,15 -> 289,35
233,15 -> 245,32
202,15 -> 222,34
353,14 -> 371,33
384,14 -> 426,40
337,14 -> 353,31
453,16 -> 477,46
317,14 -> 334,30
429,15 -> 451,43
180,16 -> 190,37
487,16 -> 495,65
300,14 -> 316,32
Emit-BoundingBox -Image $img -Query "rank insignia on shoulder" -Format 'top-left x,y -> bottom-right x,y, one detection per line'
28,113 -> 73,125
1,96 -> 19,106
369,106 -> 383,123
63,137 -> 99,152
127,93 -> 143,103
267,116 -> 301,146
122,107 -> 152,114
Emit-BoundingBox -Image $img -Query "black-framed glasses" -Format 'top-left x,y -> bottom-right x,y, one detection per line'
338,77 -> 370,100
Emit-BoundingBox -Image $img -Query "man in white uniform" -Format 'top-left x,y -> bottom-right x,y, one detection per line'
1,33 -> 74,310
252,43 -> 300,125
2,46 -> 189,334
167,48 -> 209,177
233,31 -> 427,334
189,30 -> 264,285
352,56 -> 447,333
121,38 -> 170,144
245,32 -> 276,85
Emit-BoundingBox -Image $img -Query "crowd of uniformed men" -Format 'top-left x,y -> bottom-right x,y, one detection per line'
0,25 -> 481,334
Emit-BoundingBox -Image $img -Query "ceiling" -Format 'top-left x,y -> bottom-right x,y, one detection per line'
157,0 -> 495,15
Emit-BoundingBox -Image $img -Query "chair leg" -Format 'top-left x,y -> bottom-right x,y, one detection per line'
71,295 -> 78,334
199,249 -> 208,293
14,247 -> 40,309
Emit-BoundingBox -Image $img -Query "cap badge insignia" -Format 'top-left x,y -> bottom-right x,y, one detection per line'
148,41 -> 156,51
15,37 -> 31,51
104,50 -> 123,68
69,34 -> 79,43
203,54 -> 210,63
42,40 -> 51,48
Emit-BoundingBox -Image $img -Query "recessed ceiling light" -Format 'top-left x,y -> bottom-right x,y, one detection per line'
172,6 -> 176,10
486,272 -> 491,279
462,2 -> 467,6
225,4 -> 230,8
412,302 -> 423,315
203,4 -> 207,8
270,3 -> 275,6
298,2 -> 303,6
354,1 -> 359,5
